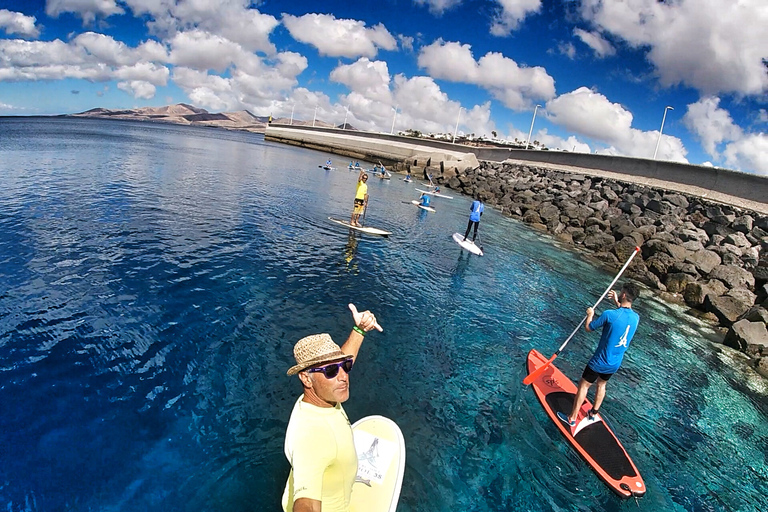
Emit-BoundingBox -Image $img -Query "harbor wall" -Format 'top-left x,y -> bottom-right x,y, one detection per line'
265,124 -> 768,205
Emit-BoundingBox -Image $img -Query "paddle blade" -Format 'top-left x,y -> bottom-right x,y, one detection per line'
522,354 -> 557,385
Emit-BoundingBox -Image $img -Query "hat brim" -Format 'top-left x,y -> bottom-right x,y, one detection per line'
287,352 -> 353,376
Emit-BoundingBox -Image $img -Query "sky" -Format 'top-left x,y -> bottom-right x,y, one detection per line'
0,1 -> 767,175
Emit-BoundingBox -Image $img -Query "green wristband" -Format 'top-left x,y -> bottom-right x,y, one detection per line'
352,326 -> 366,336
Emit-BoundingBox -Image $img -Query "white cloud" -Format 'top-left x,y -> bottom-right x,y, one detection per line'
122,0 -> 279,54
282,13 -> 397,58
683,97 -> 743,156
417,39 -> 555,110
578,0 -> 768,96
683,97 -> 768,174
398,35 -> 414,52
546,86 -> 687,161
168,29 -> 245,72
573,28 -> 615,58
117,80 -> 155,99
330,58 -> 392,103
0,35 -> 169,97
0,9 -> 40,38
723,133 -> 768,176
490,0 -> 542,36
46,0 -> 124,24
413,0 -> 463,15
556,41 -> 576,59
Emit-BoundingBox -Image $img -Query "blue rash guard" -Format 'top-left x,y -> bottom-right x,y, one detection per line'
469,200 -> 484,222
587,307 -> 639,373
420,195 -> 431,207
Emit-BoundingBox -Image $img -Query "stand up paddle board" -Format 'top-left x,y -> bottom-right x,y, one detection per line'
320,165 -> 336,171
411,200 -> 436,213
349,415 -> 405,512
452,232 -> 483,255
415,188 -> 453,199
403,178 -> 412,183
525,349 -> 646,499
328,217 -> 392,236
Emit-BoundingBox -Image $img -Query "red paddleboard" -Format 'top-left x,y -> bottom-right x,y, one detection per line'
526,349 -> 646,499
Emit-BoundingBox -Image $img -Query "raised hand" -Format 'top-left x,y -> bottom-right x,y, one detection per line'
348,303 -> 383,332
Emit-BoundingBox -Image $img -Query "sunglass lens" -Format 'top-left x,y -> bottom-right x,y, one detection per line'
342,359 -> 353,373
322,364 -> 340,378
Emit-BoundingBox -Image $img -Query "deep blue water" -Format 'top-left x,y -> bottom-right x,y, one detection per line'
1,117 -> 766,512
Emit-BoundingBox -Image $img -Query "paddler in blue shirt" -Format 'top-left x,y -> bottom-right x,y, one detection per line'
462,195 -> 484,242
558,282 -> 641,427
418,193 -> 431,208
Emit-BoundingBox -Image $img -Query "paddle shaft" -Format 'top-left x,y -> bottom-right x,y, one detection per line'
523,246 -> 640,385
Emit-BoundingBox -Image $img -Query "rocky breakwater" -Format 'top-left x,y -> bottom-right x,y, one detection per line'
427,160 -> 768,377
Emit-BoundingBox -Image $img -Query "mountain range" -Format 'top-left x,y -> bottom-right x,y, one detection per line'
69,103 -> 350,133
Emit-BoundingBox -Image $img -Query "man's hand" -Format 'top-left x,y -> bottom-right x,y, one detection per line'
585,307 -> 595,332
608,290 -> 620,307
349,303 -> 383,332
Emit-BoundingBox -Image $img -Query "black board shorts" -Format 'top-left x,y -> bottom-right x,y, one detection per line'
582,365 -> 614,383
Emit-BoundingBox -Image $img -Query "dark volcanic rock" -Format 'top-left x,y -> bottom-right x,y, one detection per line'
723,319 -> 768,356
705,295 -> 752,326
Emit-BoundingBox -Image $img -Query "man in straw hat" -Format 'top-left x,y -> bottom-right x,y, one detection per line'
282,303 -> 382,512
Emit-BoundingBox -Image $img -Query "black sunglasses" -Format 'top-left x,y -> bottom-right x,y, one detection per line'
307,359 -> 353,379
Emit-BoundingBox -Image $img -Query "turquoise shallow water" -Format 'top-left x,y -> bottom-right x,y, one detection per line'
0,117 -> 766,511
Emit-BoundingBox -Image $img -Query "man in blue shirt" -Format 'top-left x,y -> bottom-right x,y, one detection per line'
558,282 -> 640,427
462,195 -> 484,242
419,193 -> 431,208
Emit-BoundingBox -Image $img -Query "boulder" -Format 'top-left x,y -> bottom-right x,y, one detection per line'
539,204 -> 561,223
634,225 -> 657,241
709,264 -> 756,290
646,253 -> 676,278
670,261 -> 700,276
612,236 -> 640,263
741,306 -> 768,324
665,273 -> 696,294
723,319 -> 768,356
684,281 -> 727,307
724,231 -> 751,248
755,357 -> 768,379
685,249 -> 722,274
732,215 -> 754,233
522,210 -> 543,225
704,295 -> 752,326
583,232 -> 616,251
662,193 -> 689,208
726,287 -> 757,306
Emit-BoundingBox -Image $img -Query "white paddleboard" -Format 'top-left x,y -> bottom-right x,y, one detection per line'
415,188 -> 453,199
349,415 -> 405,512
403,178 -> 412,183
328,217 -> 392,236
452,232 -> 483,255
411,200 -> 435,213
321,165 -> 336,171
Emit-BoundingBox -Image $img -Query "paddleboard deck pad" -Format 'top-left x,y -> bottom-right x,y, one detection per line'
452,232 -> 483,255
328,217 -> 392,236
411,200 -> 436,212
350,415 -> 405,512
526,349 -> 646,499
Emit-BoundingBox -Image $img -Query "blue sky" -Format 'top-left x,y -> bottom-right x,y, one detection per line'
1,1 -> 766,175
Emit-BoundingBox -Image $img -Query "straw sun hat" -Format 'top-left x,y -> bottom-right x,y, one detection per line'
287,333 -> 353,376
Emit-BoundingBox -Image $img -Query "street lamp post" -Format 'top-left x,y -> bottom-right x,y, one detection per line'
390,105 -> 398,135
525,104 -> 542,150
312,105 -> 318,127
343,105 -> 349,130
452,107 -> 464,143
290,104 -> 295,125
653,106 -> 674,160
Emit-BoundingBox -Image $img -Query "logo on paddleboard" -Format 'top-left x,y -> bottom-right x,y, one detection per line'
543,377 -> 559,388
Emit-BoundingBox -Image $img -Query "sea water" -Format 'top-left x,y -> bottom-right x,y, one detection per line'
0,118 -> 766,512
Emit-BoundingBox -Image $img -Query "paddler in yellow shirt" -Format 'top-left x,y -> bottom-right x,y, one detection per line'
282,303 -> 383,512
349,171 -> 368,227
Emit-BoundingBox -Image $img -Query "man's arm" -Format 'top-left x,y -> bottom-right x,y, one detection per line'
584,307 -> 595,332
293,498 -> 321,512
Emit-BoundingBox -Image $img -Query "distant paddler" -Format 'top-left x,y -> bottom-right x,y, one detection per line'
350,170 -> 369,227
